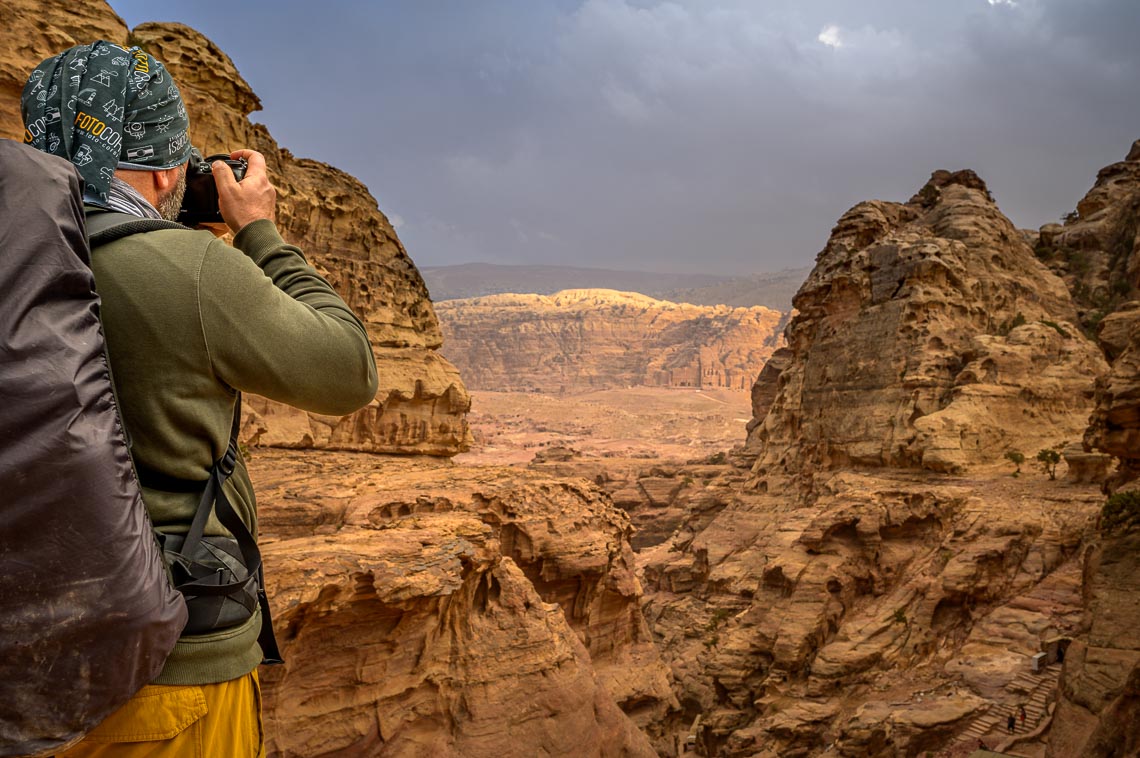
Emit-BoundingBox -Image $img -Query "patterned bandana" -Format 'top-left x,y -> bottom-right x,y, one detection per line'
20,40 -> 192,207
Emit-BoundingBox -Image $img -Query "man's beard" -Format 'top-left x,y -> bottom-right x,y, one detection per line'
155,164 -> 187,222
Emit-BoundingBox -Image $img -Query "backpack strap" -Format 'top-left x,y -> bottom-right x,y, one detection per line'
86,210 -> 186,247
139,396 -> 284,665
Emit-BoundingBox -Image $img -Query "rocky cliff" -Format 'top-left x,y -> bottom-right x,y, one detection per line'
636,170 -> 1110,756
0,4 -> 469,455
436,289 -> 786,393
1033,140 -> 1140,333
747,169 -> 1102,483
1044,144 -> 1140,757
251,450 -> 675,756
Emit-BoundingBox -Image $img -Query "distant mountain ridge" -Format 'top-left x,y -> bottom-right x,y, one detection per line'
422,262 -> 809,312
435,288 -> 786,393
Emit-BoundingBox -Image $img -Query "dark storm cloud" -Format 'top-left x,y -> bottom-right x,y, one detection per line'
110,0 -> 1140,274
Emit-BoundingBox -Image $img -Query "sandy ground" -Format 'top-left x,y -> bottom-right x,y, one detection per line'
454,387 -> 754,467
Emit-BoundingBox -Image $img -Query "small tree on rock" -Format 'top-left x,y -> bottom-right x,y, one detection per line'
1036,448 -> 1061,480
1005,450 -> 1025,477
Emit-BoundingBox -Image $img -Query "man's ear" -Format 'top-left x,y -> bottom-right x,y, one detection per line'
152,164 -> 182,193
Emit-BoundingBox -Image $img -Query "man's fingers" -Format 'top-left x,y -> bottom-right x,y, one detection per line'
211,160 -> 238,190
212,149 -> 277,233
230,149 -> 267,174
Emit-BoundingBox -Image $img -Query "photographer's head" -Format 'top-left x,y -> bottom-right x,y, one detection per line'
20,41 -> 191,219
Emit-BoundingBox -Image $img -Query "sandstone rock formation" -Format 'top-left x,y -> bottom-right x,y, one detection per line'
1046,523 -> 1140,758
1044,150 -> 1140,753
436,289 -> 786,393
1,5 -> 469,455
635,171 -> 1110,756
250,450 -> 674,757
531,456 -> 746,551
1083,303 -> 1140,489
1033,141 -> 1140,332
747,169 -> 1104,483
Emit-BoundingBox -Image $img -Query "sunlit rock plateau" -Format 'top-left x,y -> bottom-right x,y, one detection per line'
436,289 -> 786,392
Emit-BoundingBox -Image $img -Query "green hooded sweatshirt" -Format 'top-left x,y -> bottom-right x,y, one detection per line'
90,216 -> 379,685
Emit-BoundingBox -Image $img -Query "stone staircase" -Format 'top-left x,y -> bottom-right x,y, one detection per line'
961,664 -> 1061,742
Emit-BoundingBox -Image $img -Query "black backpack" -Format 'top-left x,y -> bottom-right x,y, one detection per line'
0,141 -> 280,756
0,141 -> 186,756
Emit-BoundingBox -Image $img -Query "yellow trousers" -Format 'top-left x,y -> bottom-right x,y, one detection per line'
58,671 -> 262,758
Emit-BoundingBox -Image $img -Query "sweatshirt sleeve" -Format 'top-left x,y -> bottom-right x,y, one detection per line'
195,219 -> 379,415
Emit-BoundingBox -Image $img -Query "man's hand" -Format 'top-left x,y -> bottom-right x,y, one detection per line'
212,149 -> 276,233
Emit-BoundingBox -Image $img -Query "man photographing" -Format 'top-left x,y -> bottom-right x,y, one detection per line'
20,41 -> 378,755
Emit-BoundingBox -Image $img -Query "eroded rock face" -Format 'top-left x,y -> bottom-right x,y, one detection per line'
1033,141 -> 1140,331
0,7 -> 469,455
1046,526 -> 1140,758
250,450 -> 674,757
748,170 -> 1104,487
1046,175 -> 1140,753
436,289 -> 785,392
1052,375 -> 1140,756
637,171 -> 1110,756
1083,304 -> 1140,489
641,464 -> 1100,756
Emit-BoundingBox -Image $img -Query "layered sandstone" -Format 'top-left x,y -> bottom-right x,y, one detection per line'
0,6 -> 469,455
1083,304 -> 1140,489
1045,149 -> 1140,753
250,450 -> 674,756
1033,140 -> 1140,331
1046,523 -> 1140,758
637,171 -> 1109,755
436,289 -> 785,393
747,169 -> 1104,483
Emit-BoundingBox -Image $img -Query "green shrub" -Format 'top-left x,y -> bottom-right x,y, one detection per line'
1102,491 -> 1140,533
1037,448 -> 1061,480
1004,450 -> 1025,476
1039,320 -> 1070,338
919,184 -> 941,207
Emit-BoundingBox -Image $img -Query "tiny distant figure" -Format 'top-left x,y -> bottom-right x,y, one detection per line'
1057,646 -> 1065,664
1020,704 -> 1027,727
1007,713 -> 1016,733
978,738 -> 987,749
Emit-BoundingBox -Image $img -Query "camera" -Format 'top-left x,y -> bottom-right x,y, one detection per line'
178,148 -> 246,226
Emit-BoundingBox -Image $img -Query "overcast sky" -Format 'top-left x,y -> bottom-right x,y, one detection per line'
108,0 -> 1140,275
